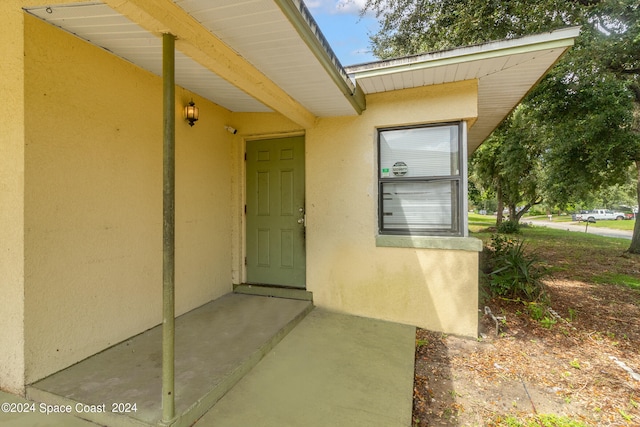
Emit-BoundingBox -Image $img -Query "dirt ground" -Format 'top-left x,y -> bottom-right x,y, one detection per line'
412,277 -> 640,426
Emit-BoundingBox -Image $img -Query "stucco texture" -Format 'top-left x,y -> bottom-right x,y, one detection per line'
305,82 -> 481,336
23,15 -> 233,383
0,1 -> 26,394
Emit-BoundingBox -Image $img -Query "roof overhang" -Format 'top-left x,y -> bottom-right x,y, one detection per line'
346,27 -> 581,153
23,0 -> 365,128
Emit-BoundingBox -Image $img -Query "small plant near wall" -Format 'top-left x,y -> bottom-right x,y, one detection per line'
484,234 -> 548,302
481,234 -> 553,325
482,234 -> 518,272
528,302 -> 545,321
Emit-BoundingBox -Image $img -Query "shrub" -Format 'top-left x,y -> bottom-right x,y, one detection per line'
482,234 -> 518,273
487,234 -> 518,256
484,235 -> 547,301
497,219 -> 521,234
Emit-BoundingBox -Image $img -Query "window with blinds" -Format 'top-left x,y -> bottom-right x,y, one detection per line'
378,123 -> 463,236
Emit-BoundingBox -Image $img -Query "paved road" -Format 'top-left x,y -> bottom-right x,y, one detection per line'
527,219 -> 633,240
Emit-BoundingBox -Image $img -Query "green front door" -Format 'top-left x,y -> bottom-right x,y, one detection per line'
246,136 -> 306,288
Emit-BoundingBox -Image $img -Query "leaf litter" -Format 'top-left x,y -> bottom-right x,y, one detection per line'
412,275 -> 640,426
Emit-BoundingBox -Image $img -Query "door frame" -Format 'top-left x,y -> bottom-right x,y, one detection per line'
242,132 -> 306,288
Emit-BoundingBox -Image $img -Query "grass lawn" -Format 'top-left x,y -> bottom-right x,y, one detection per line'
470,215 -> 638,290
469,212 -> 500,232
473,212 -> 636,231
515,226 -> 638,289
573,219 -> 635,231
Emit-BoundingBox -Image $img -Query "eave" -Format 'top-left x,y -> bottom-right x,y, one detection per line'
346,27 -> 581,153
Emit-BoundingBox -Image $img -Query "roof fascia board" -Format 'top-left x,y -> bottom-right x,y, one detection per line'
22,0 -> 85,5
273,0 -> 366,114
348,27 -> 580,80
103,0 -> 317,128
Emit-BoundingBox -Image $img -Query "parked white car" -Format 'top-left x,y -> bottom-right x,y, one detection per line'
575,209 -> 626,222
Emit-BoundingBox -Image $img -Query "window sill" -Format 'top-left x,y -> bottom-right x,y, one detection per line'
376,235 -> 483,252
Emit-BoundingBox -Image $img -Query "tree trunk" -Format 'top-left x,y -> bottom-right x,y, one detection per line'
627,160 -> 640,254
496,182 -> 504,226
515,206 -> 529,223
514,198 -> 542,224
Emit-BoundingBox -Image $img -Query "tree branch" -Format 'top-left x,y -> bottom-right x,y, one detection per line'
629,83 -> 640,104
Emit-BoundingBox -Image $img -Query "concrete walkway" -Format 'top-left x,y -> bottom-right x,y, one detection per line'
1,293 -> 416,427
195,308 -> 416,427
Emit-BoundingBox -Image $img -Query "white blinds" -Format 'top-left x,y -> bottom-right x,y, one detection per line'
381,181 -> 459,231
379,125 -> 459,178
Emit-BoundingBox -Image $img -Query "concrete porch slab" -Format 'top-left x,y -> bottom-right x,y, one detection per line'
195,309 -> 416,427
26,293 -> 312,427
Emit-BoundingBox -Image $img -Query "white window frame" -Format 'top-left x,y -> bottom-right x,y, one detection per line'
377,122 -> 467,237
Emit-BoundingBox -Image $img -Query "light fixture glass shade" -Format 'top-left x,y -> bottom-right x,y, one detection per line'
185,101 -> 199,126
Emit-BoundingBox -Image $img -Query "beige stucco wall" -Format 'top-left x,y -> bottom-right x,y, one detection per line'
23,15 -> 233,383
0,2 -> 26,394
7,8 -> 483,391
305,81 -> 481,337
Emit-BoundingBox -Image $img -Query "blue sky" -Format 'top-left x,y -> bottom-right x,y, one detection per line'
305,0 -> 380,66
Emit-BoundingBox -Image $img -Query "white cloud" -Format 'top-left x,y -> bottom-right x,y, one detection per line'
335,0 -> 367,15
305,0 -> 367,15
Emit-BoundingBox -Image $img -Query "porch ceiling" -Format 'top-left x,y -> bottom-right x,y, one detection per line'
24,0 -> 360,126
346,27 -> 581,154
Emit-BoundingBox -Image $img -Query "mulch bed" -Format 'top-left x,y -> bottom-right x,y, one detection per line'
412,270 -> 640,425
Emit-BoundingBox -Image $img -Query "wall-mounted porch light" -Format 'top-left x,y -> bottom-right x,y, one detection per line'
184,100 -> 199,127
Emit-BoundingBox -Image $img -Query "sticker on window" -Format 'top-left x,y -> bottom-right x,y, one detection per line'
392,161 -> 408,177
381,168 -> 390,178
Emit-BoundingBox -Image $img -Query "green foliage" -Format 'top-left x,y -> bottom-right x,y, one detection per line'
539,315 -> 557,329
592,272 -> 640,290
533,59 -> 637,206
470,108 -> 545,225
493,414 -> 590,427
484,235 -> 547,301
527,302 -> 545,321
526,302 -> 556,327
497,220 -> 521,234
361,0 -> 580,59
596,171 -> 638,208
485,234 -> 518,261
527,207 -> 548,216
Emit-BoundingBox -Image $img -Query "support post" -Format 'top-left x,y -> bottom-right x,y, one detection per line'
162,32 -> 176,424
